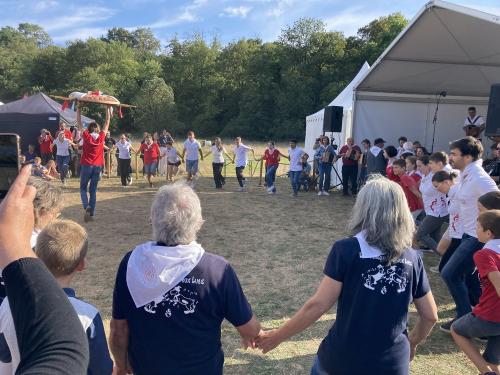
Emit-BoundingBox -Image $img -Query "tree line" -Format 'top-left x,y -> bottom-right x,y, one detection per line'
0,15 -> 407,140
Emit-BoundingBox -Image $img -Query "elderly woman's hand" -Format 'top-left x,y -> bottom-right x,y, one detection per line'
255,329 -> 282,354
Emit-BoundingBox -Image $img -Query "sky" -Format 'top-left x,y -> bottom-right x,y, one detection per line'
1,0 -> 500,46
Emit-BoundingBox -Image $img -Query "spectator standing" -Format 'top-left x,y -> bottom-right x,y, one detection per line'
441,137 -> 499,332
339,137 -> 361,196
256,176 -> 438,375
110,183 -> 260,375
104,132 -> 116,175
397,136 -> 408,158
38,129 -> 53,165
54,122 -> 73,141
366,138 -> 387,176
384,145 -> 399,182
299,153 -> 312,191
77,105 -> 112,222
314,136 -> 336,196
358,139 -> 370,187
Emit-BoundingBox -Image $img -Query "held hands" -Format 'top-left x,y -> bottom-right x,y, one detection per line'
240,329 -> 283,354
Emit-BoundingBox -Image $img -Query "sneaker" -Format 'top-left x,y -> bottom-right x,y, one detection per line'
439,319 -> 456,333
239,187 -> 246,192
317,191 -> 323,196
83,207 -> 93,223
322,191 -> 330,196
429,266 -> 440,274
128,177 -> 133,186
267,190 -> 274,195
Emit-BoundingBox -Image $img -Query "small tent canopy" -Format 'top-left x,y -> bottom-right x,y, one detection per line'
304,62 -> 370,186
352,0 -> 500,152
0,93 -> 93,151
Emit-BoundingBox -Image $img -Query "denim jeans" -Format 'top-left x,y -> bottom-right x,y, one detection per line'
265,165 -> 278,191
358,166 -> 367,187
56,155 -> 70,182
318,162 -> 331,192
441,234 -> 483,318
289,171 -> 301,194
310,356 -> 329,375
80,165 -> 101,216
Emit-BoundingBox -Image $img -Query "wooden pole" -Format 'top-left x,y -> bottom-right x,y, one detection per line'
135,152 -> 139,180
107,149 -> 111,178
258,159 -> 263,186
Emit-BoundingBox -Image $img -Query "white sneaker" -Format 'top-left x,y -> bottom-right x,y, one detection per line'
322,191 -> 330,196
317,191 -> 323,196
267,186 -> 272,192
239,187 -> 246,192
267,190 -> 274,195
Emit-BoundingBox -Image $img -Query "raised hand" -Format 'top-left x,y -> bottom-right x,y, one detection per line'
255,329 -> 282,354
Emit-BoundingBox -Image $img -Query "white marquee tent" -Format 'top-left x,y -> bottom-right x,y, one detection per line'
352,0 -> 500,152
304,62 -> 370,186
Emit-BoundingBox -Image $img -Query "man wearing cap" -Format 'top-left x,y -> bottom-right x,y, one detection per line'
366,138 -> 387,176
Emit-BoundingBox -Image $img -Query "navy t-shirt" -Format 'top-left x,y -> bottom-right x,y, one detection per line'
113,250 -> 253,375
317,237 -> 430,375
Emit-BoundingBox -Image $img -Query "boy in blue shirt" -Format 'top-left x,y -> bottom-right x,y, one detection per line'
0,220 -> 113,375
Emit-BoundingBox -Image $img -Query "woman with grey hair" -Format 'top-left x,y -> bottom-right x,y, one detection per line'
256,176 -> 438,375
110,182 -> 261,375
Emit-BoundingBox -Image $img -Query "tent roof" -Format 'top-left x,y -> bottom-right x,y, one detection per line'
306,61 -> 370,121
0,93 -> 93,125
355,0 -> 500,97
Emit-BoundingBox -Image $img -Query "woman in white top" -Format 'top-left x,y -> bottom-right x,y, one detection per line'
161,141 -> 182,182
415,155 -> 448,252
431,171 -> 461,273
233,137 -> 255,192
204,137 -> 231,189
115,134 -> 137,187
53,132 -> 76,185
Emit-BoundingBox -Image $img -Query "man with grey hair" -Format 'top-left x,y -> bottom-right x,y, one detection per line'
110,182 -> 261,375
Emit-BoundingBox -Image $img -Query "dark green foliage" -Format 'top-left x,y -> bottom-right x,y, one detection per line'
0,14 -> 407,138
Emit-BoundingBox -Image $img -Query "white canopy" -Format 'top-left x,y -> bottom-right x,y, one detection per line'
352,0 -> 500,152
304,62 -> 370,187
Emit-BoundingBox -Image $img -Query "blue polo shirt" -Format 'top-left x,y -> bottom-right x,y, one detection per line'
316,237 -> 430,375
112,251 -> 253,375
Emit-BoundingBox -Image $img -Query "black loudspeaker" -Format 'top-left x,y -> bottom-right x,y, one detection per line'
323,106 -> 343,133
485,84 -> 500,136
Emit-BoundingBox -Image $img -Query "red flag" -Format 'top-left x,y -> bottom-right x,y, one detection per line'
61,100 -> 69,111
91,90 -> 100,96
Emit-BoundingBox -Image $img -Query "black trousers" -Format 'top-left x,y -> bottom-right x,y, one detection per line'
341,164 -> 358,194
118,158 -> 131,186
212,163 -> 225,188
236,166 -> 245,187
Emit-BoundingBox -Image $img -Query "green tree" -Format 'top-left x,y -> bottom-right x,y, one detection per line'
132,77 -> 177,132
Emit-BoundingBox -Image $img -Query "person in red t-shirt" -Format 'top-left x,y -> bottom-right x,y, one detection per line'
261,141 -> 286,194
384,145 -> 399,182
38,129 -> 53,165
451,210 -> 500,375
139,135 -> 161,188
392,159 -> 423,220
339,138 -> 361,196
405,156 -> 421,184
77,104 -> 111,222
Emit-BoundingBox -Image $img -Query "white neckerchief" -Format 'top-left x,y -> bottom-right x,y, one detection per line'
126,241 -> 205,308
483,239 -> 500,255
370,146 -> 382,157
355,231 -> 383,258
90,132 -> 100,140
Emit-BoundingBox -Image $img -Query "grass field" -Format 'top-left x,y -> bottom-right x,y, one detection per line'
58,144 -> 480,375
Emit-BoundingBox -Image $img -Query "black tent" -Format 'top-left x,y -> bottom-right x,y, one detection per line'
0,93 -> 93,152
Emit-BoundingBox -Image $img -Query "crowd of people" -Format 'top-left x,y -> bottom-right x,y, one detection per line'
1,105 -> 499,374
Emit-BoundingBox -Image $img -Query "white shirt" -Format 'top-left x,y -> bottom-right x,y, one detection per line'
183,139 -> 201,161
210,145 -> 225,164
288,147 -> 304,172
162,147 -> 179,163
233,144 -> 252,167
464,115 -> 485,127
53,138 -> 71,156
116,141 -> 132,159
447,184 -> 463,239
455,160 -> 498,237
419,172 -> 448,217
